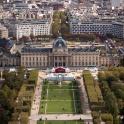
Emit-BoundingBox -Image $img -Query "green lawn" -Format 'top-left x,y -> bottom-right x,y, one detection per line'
42,84 -> 78,89
39,82 -> 82,114
46,101 -> 75,114
48,89 -> 74,100
37,120 -> 84,124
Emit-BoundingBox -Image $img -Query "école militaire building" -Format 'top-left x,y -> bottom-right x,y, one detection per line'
21,36 -> 120,68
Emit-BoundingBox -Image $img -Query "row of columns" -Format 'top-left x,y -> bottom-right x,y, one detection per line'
48,56 -> 69,67
53,56 -> 67,67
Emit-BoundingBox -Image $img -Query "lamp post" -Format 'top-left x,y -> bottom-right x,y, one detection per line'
0,68 -> 3,80
99,110 -> 101,122
1,70 -> 3,80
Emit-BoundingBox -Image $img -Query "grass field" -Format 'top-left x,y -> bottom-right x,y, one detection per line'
37,120 -> 84,124
39,81 -> 82,114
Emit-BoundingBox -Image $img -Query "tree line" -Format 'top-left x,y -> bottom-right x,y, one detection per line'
52,11 -> 69,39
0,66 -> 25,124
98,67 -> 124,124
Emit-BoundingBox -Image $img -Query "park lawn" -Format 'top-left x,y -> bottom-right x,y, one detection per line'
48,85 -> 78,89
37,120 -> 84,124
73,90 -> 82,114
42,85 -> 48,89
47,89 -> 74,100
46,101 -> 75,114
39,81 -> 82,114
39,101 -> 46,114
41,89 -> 47,100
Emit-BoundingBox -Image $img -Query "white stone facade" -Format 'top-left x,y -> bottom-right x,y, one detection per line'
14,19 -> 51,39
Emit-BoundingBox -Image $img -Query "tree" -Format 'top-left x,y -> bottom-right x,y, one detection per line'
120,57 -> 124,66
98,72 -> 106,82
53,11 -> 60,19
120,107 -> 124,116
0,90 -> 9,108
112,71 -> 119,79
30,34 -> 35,41
110,50 -> 117,54
0,113 -> 9,124
61,24 -> 69,37
114,89 -> 124,100
117,99 -> 123,110
20,112 -> 28,124
105,72 -> 117,86
100,50 -> 106,54
19,36 -> 29,42
95,37 -> 101,43
119,71 -> 124,80
105,92 -> 119,124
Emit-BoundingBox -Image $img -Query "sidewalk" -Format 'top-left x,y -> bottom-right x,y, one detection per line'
71,72 -> 93,124
29,71 -> 46,124
29,114 -> 92,121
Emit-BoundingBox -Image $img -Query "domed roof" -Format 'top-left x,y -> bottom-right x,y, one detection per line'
53,36 -> 67,48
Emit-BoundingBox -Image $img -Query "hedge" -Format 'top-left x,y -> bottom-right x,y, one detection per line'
8,121 -> 20,124
92,111 -> 100,119
83,70 -> 104,105
28,70 -> 38,85
106,121 -> 113,124
93,119 -> 101,124
20,112 -> 29,124
101,114 -> 113,122
22,105 -> 31,113
83,70 -> 108,123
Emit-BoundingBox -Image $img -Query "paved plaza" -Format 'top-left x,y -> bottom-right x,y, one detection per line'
29,70 -> 93,124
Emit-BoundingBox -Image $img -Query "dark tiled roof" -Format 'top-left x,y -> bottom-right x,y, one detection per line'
0,54 -> 20,58
68,47 -> 98,52
21,47 -> 52,53
0,39 -> 15,51
53,37 -> 67,48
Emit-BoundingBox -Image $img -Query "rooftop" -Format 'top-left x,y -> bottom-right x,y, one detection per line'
21,47 -> 52,53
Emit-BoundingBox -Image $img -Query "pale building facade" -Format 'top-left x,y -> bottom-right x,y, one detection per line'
0,54 -> 20,67
14,19 -> 51,40
21,36 -> 121,68
0,36 -> 121,67
100,55 -> 120,66
0,24 -> 8,38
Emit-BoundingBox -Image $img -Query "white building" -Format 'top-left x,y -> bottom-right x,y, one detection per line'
3,3 -> 39,10
14,19 -> 51,39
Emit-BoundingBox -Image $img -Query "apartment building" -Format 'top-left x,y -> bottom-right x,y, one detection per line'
70,21 -> 112,35
13,19 -> 51,39
67,3 -> 124,38
112,21 -> 124,38
0,24 -> 8,38
69,21 -> 124,38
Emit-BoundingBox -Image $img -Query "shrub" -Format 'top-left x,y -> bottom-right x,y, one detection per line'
92,111 -> 100,119
101,114 -> 113,122
93,119 -> 101,124
20,112 -> 29,124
